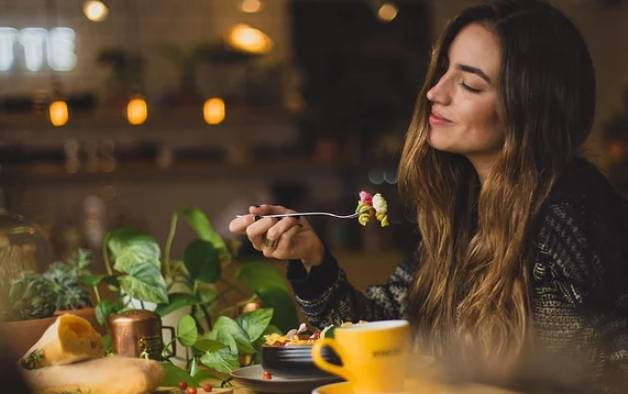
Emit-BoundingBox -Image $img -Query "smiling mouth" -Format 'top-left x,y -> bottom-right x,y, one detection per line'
429,111 -> 453,126
430,110 -> 451,122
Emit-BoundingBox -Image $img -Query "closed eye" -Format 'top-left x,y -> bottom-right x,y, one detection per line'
460,81 -> 482,94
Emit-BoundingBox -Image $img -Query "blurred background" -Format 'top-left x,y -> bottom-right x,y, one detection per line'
0,0 -> 627,284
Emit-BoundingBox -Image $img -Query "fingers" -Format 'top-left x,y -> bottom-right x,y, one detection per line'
265,216 -> 301,242
249,204 -> 292,216
229,215 -> 254,234
229,204 -> 292,234
245,217 -> 278,251
265,225 -> 301,260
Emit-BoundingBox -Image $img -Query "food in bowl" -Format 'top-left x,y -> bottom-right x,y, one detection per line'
260,321 -> 367,379
263,321 -> 368,347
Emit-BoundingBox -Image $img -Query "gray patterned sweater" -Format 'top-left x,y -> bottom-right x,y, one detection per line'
286,159 -> 628,393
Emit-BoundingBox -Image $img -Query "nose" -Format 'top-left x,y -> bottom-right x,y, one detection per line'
426,76 -> 451,105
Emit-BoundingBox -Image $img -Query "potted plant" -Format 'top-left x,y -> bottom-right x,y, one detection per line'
0,249 -> 100,358
89,206 -> 299,388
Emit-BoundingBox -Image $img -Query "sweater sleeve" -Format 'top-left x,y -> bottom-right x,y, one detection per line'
538,193 -> 628,390
285,246 -> 419,329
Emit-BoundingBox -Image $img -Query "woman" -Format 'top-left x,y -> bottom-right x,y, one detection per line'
230,0 -> 628,391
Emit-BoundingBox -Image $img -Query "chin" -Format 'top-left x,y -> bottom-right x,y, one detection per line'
427,135 -> 455,154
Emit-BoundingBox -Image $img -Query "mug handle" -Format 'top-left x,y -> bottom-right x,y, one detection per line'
312,338 -> 354,382
162,326 -> 177,358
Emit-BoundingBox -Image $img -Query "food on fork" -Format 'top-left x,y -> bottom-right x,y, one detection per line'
355,191 -> 389,227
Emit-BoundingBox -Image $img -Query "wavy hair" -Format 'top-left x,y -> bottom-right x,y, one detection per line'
399,0 -> 596,371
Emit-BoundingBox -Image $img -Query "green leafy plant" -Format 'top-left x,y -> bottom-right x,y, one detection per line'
160,308 -> 281,387
88,206 -> 299,386
0,249 -> 96,322
6,272 -> 57,321
45,249 -> 93,311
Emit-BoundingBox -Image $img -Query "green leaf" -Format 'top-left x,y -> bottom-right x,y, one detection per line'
200,347 -> 239,374
198,287 -> 219,305
113,239 -> 161,273
256,286 -> 299,334
190,358 -> 200,378
183,240 -> 221,283
82,274 -> 119,288
82,274 -> 104,287
236,308 -> 273,342
323,326 -> 337,339
177,315 -> 198,347
103,333 -> 112,353
178,206 -> 230,257
105,227 -> 161,273
159,361 -> 199,387
155,293 -> 200,317
119,262 -> 168,304
105,228 -> 144,256
212,316 -> 256,355
205,327 -> 238,355
193,368 -> 219,383
194,338 -> 227,353
234,262 -> 287,292
95,300 -> 112,326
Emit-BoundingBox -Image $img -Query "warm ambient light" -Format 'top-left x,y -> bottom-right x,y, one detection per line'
227,24 -> 273,54
83,1 -> 109,22
377,3 -> 398,22
203,98 -> 225,125
49,100 -> 68,127
240,0 -> 263,13
126,97 -> 148,125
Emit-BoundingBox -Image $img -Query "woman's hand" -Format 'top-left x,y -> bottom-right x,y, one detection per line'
229,204 -> 324,271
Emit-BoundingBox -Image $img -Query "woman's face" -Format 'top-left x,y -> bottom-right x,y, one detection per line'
426,23 -> 504,171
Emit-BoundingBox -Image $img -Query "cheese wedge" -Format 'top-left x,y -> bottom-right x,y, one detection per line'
20,314 -> 105,369
21,355 -> 165,394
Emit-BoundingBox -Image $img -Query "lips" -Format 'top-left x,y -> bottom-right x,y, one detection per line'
429,109 -> 453,127
431,110 -> 451,122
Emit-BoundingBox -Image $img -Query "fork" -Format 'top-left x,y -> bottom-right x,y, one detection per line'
236,207 -> 370,220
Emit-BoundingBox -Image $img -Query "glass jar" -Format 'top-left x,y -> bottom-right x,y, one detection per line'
0,210 -> 51,279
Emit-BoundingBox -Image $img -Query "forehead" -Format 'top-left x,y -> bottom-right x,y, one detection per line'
449,23 -> 501,80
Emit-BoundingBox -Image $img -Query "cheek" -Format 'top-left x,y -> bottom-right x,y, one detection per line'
465,100 -> 502,140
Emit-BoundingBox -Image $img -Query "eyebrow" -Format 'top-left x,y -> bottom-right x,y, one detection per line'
455,63 -> 492,83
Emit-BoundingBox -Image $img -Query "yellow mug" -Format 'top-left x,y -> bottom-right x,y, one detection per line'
312,320 -> 410,394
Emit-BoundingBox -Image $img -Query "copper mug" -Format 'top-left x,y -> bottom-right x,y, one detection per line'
109,310 -> 176,360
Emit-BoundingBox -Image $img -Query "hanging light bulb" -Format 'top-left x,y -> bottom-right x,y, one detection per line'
240,0 -> 263,13
203,98 -> 225,125
126,97 -> 147,125
49,100 -> 69,127
83,1 -> 109,22
377,3 -> 398,22
227,24 -> 274,54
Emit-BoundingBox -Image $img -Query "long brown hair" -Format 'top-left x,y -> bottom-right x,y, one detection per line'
399,0 -> 596,371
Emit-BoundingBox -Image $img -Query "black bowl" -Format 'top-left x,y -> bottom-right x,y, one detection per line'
261,345 -> 343,379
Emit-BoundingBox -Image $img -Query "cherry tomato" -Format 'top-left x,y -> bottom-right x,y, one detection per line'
203,383 -> 213,392
179,382 -> 188,390
187,387 -> 198,394
263,371 -> 272,380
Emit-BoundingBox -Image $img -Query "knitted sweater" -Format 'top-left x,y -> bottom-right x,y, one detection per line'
286,158 -> 628,393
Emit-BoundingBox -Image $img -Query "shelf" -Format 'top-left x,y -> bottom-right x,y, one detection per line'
0,158 -> 363,184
